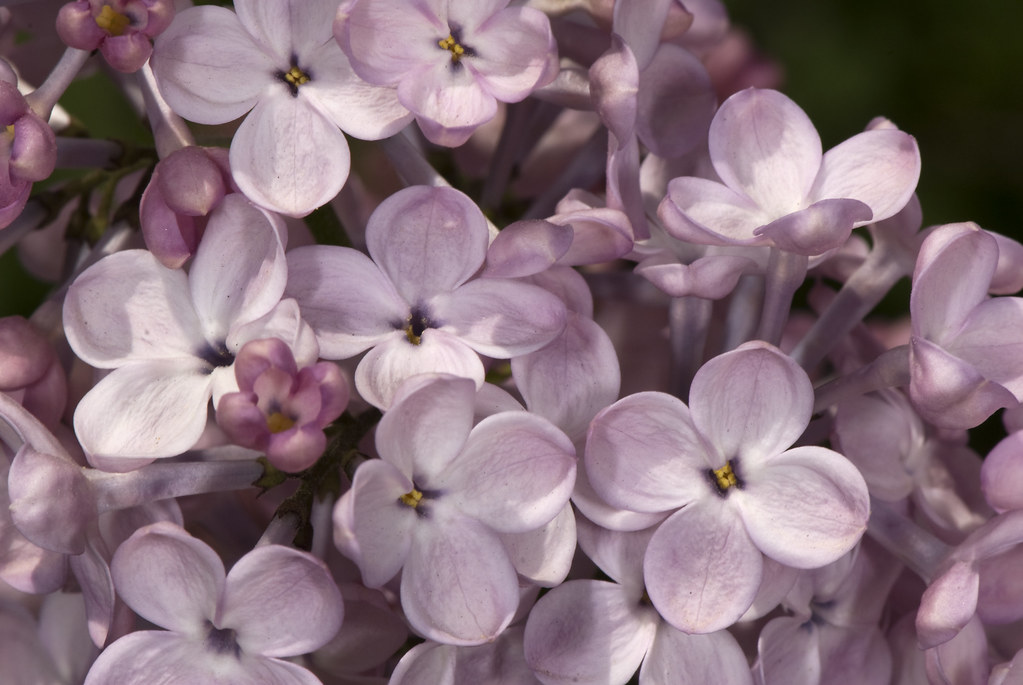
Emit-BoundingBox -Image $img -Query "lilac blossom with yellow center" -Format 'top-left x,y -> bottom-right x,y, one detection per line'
585,342 -> 870,633
56,0 -> 175,73
285,185 -> 567,409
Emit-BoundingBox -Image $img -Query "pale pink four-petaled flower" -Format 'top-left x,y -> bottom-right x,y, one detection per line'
585,342 -> 870,633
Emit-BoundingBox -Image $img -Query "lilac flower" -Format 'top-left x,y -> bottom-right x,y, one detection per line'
334,375 -> 576,645
63,194 -> 316,465
286,185 -> 566,409
83,522 -> 343,685
216,338 -> 349,473
658,88 -> 921,256
0,73 -> 56,230
151,0 -> 411,217
335,0 -> 558,146
56,0 -> 174,73
585,342 -> 870,633
909,222 -> 1023,429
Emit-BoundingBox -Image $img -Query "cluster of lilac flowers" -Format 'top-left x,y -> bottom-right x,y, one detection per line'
1,0 -> 1021,683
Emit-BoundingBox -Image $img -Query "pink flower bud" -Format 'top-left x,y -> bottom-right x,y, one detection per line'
0,78 -> 56,229
56,0 -> 176,73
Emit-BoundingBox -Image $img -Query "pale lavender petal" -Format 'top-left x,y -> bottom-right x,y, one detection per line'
375,373 -> 475,480
315,583 -> 408,674
188,195 -> 287,342
366,186 -> 489,302
338,459 -> 417,588
644,498 -> 762,634
925,615 -> 988,685
285,245 -> 407,359
585,391 -> 710,513
230,95 -> 351,217
499,504 -> 576,587
754,198 -> 872,256
522,580 -> 658,685
341,0 -> 441,85
220,545 -> 343,657
151,5 -> 277,124
233,0 -> 337,63
483,220 -> 573,279
736,446 -> 869,569
636,43 -> 716,159
754,616 -> 820,685
988,230 -> 1023,295
401,508 -> 519,646
810,128 -> 921,223
400,62 -> 498,147
437,411 -> 576,533
910,223 -> 997,344
471,6 -> 556,102
300,41 -> 412,140
659,176 -> 766,245
387,642 -> 456,685
74,361 -> 213,462
82,630 -> 324,685
571,465 -> 671,533
613,0 -> 677,68
948,297 -> 1023,397
69,532 -> 118,648
635,253 -> 757,300
689,342 -> 813,467
574,516 -> 654,593
981,432 -> 1023,513
709,88 -> 822,217
641,624 -> 753,685
8,447 -> 94,554
435,278 -> 566,358
354,330 -> 485,409
833,392 -> 917,501
909,336 -> 1016,430
549,207 -> 634,267
111,522 -> 223,636
512,313 -> 620,441
916,560 -> 979,650
63,251 -> 204,367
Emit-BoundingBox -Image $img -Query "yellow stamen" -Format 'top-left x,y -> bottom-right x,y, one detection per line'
4,124 -> 14,141
95,4 -> 131,36
437,35 -> 466,63
266,411 -> 296,434
712,462 -> 739,491
399,488 -> 423,508
404,322 -> 422,346
284,66 -> 310,87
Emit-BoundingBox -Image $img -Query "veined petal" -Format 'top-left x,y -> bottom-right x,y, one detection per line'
709,88 -> 822,218
644,497 -> 763,634
111,522 -> 224,636
366,186 -> 489,302
689,342 -> 813,467
470,6 -> 556,102
299,41 -> 412,140
151,5 -> 276,124
400,61 -> 498,147
221,545 -> 343,658
523,580 -> 658,685
910,223 -> 997,344
63,251 -> 204,367
585,391 -> 710,513
375,374 -> 475,480
188,195 -> 287,343
500,504 -> 577,587
736,446 -> 869,569
74,361 -> 214,462
285,245 -> 407,359
401,508 -> 519,646
810,128 -> 921,223
230,95 -> 351,217
233,0 -> 338,65
641,625 -> 753,685
753,198 -> 871,256
437,411 -> 576,533
434,278 -> 566,358
82,630 -> 324,685
339,459 -> 417,588
659,176 -> 767,245
354,330 -> 485,410
341,0 -> 443,86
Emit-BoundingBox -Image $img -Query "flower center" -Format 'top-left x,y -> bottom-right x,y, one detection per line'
709,460 -> 743,496
276,55 -> 312,97
266,411 -> 295,434
95,4 -> 131,36
204,622 -> 241,658
399,488 -> 423,508
403,307 -> 431,345
438,35 -> 467,63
